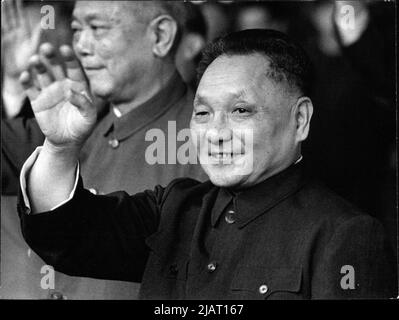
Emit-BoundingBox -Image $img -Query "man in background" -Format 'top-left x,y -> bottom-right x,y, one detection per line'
1,0 -> 205,299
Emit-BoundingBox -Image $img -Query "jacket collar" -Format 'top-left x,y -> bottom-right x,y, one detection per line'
102,72 -> 187,141
211,160 -> 307,229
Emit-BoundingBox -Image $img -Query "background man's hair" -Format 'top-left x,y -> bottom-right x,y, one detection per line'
197,29 -> 312,96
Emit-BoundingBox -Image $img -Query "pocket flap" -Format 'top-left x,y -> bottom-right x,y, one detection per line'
231,265 -> 302,298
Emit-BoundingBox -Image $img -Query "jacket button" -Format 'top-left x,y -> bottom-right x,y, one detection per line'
259,284 -> 268,294
49,291 -> 67,300
108,139 -> 119,149
225,210 -> 236,224
207,262 -> 217,273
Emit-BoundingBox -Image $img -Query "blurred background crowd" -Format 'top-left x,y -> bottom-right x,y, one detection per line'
1,0 -> 396,299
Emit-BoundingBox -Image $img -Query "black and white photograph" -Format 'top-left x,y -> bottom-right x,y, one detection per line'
0,0 -> 397,307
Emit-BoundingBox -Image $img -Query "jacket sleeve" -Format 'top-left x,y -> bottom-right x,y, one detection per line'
1,115 -> 44,195
311,215 -> 398,299
17,177 -> 167,283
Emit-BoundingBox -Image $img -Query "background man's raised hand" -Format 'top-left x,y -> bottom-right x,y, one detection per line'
1,0 -> 42,78
1,0 -> 42,117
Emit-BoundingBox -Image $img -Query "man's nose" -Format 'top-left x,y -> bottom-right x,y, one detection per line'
74,30 -> 93,57
206,114 -> 233,145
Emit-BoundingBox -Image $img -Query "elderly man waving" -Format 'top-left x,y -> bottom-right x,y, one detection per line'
18,29 -> 396,299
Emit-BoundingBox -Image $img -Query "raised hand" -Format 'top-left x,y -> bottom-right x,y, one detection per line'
1,0 -> 42,78
20,43 -> 97,151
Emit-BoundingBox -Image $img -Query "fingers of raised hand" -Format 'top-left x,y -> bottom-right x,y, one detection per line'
15,0 -> 29,33
40,43 -> 66,81
24,77 -> 91,115
21,43 -> 90,112
28,54 -> 53,88
1,0 -> 28,33
19,70 -> 40,101
1,0 -> 16,32
26,42 -> 68,89
23,76 -> 64,113
69,88 -> 95,118
59,45 -> 87,82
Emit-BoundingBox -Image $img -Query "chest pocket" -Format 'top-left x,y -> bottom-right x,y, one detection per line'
231,266 -> 303,300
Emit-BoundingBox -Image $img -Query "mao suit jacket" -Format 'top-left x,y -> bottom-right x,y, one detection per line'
18,162 -> 397,299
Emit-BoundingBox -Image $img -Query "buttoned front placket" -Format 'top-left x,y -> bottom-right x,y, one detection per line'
181,163 -> 306,299
184,188 -> 241,299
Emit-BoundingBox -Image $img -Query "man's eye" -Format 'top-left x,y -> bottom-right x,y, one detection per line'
72,29 -> 81,38
91,25 -> 108,36
71,24 -> 82,33
193,111 -> 210,122
195,111 -> 209,117
233,107 -> 250,114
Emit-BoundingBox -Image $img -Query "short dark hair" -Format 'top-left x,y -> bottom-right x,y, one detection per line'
197,29 -> 312,96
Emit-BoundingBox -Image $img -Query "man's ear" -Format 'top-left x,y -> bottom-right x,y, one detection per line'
294,96 -> 313,143
148,15 -> 178,58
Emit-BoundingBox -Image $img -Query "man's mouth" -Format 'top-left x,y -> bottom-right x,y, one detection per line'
208,152 -> 243,161
84,67 -> 102,71
83,67 -> 104,79
83,65 -> 104,72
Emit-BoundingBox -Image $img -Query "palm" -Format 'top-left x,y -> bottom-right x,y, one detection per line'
32,79 -> 97,147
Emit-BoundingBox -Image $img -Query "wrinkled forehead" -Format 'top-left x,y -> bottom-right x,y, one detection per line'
202,54 -> 272,85
196,54 -> 275,102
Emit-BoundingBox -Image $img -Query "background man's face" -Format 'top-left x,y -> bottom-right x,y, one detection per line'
72,1 -> 152,103
191,54 -> 298,189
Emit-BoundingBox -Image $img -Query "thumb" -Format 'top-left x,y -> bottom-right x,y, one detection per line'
69,88 -> 96,120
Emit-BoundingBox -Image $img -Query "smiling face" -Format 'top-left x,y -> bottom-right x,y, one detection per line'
191,54 -> 301,189
71,1 -> 153,103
